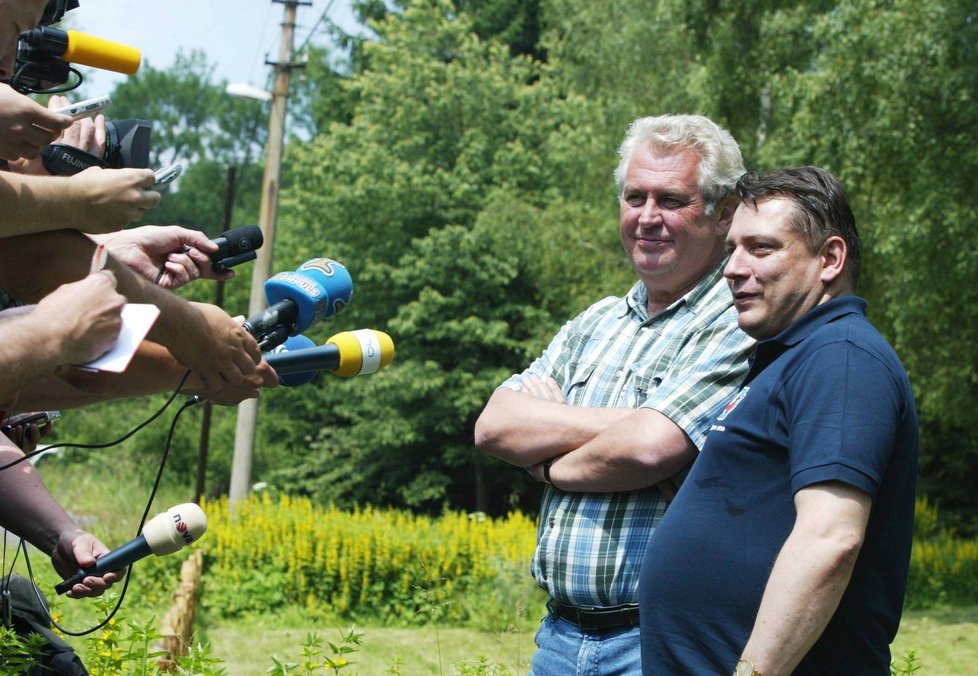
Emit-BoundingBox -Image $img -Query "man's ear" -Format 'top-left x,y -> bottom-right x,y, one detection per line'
820,236 -> 847,284
714,196 -> 739,235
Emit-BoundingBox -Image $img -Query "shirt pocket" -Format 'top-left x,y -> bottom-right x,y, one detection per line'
630,367 -> 663,407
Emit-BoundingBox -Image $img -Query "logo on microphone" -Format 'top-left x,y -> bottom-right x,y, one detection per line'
301,258 -> 343,277
273,271 -> 322,298
173,513 -> 195,544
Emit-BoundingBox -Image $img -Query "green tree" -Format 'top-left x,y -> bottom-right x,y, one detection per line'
752,0 -> 978,526
268,0 -> 625,512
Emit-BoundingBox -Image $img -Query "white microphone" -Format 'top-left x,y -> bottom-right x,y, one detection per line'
55,503 -> 207,595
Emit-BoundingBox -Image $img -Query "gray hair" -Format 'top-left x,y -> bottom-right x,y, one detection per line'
614,114 -> 745,214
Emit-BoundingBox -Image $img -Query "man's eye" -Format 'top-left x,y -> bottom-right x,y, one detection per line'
625,195 -> 645,206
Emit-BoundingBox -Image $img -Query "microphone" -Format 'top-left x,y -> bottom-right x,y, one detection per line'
244,258 -> 353,350
210,225 -> 264,272
267,334 -> 318,386
14,27 -> 141,94
265,329 -> 395,378
54,503 -> 207,595
20,28 -> 141,75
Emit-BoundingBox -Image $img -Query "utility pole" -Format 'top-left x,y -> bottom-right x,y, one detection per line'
195,166 -> 237,505
229,0 -> 309,510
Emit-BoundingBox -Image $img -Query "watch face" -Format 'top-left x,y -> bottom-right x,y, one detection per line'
734,660 -> 757,676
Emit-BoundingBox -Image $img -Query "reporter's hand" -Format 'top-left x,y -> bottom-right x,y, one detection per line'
7,94 -> 107,175
68,166 -> 161,232
185,357 -> 280,405
0,83 -> 72,161
50,94 -> 107,158
168,304 -> 261,389
9,417 -> 55,454
94,225 -> 235,288
34,271 -> 126,365
51,528 -> 120,599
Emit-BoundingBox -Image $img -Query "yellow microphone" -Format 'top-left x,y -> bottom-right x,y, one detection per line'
63,30 -> 141,74
18,27 -> 141,76
326,329 -> 396,377
264,329 -> 396,380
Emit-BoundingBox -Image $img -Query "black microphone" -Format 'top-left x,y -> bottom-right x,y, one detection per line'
54,503 -> 207,595
210,225 -> 264,272
265,329 -> 395,378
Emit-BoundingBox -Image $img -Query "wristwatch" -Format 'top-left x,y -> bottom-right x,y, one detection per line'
734,659 -> 763,676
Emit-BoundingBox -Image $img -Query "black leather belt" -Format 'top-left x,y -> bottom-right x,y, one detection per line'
547,599 -> 640,631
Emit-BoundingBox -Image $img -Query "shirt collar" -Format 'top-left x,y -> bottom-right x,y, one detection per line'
746,295 -> 867,381
622,259 -> 728,320
766,294 -> 867,348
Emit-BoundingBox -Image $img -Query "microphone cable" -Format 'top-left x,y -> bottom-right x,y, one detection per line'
3,374 -> 203,636
0,371 -> 192,474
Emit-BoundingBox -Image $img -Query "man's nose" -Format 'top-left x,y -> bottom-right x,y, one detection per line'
724,248 -> 747,279
638,199 -> 662,226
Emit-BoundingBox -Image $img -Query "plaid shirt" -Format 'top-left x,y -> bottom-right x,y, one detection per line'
500,262 -> 754,606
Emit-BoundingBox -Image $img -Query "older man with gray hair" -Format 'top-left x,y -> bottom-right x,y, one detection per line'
475,114 -> 755,674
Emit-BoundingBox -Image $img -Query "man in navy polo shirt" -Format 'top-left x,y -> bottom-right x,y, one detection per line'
639,166 -> 918,675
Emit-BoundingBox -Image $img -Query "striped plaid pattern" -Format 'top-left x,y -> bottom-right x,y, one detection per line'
500,262 -> 754,606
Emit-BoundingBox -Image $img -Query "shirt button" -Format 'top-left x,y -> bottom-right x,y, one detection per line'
549,518 -> 555,528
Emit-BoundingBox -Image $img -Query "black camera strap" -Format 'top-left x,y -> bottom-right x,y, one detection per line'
40,143 -> 107,176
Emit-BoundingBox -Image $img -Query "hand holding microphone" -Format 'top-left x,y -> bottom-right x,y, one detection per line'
55,503 -> 207,595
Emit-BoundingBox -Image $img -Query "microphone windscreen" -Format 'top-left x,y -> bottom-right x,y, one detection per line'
326,329 -> 395,377
264,258 -> 353,333
213,225 -> 263,257
141,503 -> 208,556
64,30 -> 141,74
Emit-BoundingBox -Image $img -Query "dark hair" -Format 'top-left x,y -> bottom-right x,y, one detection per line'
735,166 -> 861,284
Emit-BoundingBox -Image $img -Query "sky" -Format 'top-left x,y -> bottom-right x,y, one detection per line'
62,0 -> 362,97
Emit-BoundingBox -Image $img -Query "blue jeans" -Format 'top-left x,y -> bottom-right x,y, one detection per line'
528,612 -> 642,676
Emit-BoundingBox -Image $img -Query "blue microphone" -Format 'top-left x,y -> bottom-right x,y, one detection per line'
267,334 -> 318,386
244,258 -> 353,350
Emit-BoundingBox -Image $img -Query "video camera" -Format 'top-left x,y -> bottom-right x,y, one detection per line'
41,118 -> 151,175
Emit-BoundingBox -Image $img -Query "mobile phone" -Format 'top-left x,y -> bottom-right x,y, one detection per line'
152,164 -> 183,190
1,411 -> 61,435
53,95 -> 112,120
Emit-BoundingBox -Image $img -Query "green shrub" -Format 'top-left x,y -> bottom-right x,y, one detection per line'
198,494 -> 545,628
905,497 -> 978,609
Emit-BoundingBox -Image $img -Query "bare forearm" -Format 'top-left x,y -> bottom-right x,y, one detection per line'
0,229 -> 195,355
0,313 -> 70,406
474,388 -> 631,466
547,407 -> 696,492
741,484 -> 869,675
14,342 -> 188,410
0,174 -> 81,237
0,442 -> 80,555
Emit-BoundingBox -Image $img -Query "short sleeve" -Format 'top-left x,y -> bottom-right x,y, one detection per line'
640,307 -> 754,449
785,341 -> 905,497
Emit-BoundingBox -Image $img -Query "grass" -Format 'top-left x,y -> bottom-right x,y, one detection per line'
203,621 -> 534,675
199,606 -> 978,675
196,606 -> 978,675
892,606 -> 978,674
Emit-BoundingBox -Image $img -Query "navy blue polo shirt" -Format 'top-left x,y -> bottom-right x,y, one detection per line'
639,295 -> 918,675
